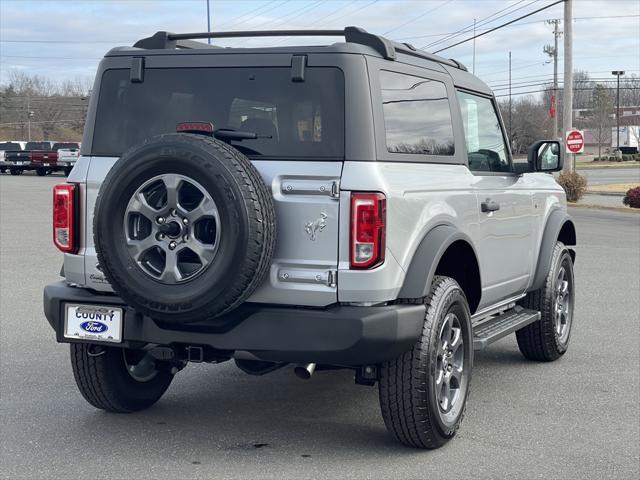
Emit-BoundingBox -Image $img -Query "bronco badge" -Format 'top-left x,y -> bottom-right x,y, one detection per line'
305,212 -> 327,241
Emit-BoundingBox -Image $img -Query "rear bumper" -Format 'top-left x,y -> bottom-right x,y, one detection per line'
0,161 -> 31,168
44,281 -> 425,365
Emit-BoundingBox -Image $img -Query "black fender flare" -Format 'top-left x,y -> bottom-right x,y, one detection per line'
530,209 -> 576,292
398,224 -> 480,299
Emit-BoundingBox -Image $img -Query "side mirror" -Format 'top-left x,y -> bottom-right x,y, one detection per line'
527,140 -> 564,172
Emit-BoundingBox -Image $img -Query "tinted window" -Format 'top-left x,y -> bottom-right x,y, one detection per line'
26,142 -> 51,150
0,142 -> 21,150
380,70 -> 454,156
92,67 -> 344,159
53,142 -> 79,150
456,91 -> 511,173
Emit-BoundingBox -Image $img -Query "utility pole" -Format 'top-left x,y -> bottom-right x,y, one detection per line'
206,0 -> 212,44
544,19 -> 562,138
27,93 -> 33,141
472,18 -> 476,74
509,51 -> 512,142
562,0 -> 573,172
612,70 -> 625,153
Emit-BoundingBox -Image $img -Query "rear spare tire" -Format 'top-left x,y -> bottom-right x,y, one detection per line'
94,133 -> 275,325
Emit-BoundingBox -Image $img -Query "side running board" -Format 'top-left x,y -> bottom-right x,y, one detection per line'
472,306 -> 540,351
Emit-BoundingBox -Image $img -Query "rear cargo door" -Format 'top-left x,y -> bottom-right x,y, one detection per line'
81,56 -> 346,306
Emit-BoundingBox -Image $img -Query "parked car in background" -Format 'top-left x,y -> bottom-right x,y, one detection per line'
2,141 -> 41,175
0,142 -> 24,173
54,142 -> 81,176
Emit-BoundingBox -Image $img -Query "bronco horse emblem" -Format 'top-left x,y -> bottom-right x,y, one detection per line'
305,212 -> 327,241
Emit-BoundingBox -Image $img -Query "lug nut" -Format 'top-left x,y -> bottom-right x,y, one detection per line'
183,235 -> 189,241
157,216 -> 165,224
171,209 -> 178,216
156,233 -> 165,241
169,241 -> 177,250
182,217 -> 189,225
447,365 -> 453,372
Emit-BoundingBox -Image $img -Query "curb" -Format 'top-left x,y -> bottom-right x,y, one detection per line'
568,203 -> 640,214
585,191 -> 625,197
576,163 -> 640,170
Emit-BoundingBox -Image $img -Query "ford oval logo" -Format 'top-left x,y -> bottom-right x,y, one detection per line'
80,321 -> 108,333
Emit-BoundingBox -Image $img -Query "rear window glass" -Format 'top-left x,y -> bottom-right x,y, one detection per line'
26,142 -> 51,150
0,142 -> 21,150
380,70 -> 455,156
92,67 -> 345,159
53,142 -> 79,150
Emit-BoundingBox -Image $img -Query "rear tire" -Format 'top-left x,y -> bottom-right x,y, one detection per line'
516,242 -> 575,361
379,276 -> 473,449
9,168 -> 22,176
36,168 -> 47,176
70,344 -> 173,413
63,167 -> 73,176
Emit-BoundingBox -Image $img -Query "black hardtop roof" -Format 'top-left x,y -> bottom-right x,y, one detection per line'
123,27 -> 466,70
105,26 -> 492,96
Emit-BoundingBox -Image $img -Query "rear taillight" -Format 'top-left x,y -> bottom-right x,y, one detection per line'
53,184 -> 77,253
350,192 -> 386,269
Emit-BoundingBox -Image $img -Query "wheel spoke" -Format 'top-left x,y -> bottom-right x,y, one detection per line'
159,248 -> 182,283
186,196 -> 218,223
126,235 -> 157,261
450,327 -> 462,355
162,174 -> 182,208
440,378 -> 451,411
187,238 -> 217,266
129,192 -> 160,221
441,314 -> 453,344
450,365 -> 463,387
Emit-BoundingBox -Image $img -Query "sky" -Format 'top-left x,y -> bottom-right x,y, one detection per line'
0,0 -> 639,98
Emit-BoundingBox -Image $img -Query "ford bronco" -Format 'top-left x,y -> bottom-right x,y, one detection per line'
43,27 -> 576,449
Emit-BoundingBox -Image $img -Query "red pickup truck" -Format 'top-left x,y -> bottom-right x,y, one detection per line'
6,141 -> 81,176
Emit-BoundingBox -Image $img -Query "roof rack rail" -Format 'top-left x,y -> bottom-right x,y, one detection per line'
133,26 -> 465,70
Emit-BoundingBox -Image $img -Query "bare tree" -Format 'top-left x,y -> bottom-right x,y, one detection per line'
589,84 -> 614,159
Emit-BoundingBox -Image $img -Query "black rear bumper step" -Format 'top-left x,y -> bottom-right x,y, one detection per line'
43,281 -> 426,366
472,306 -> 540,351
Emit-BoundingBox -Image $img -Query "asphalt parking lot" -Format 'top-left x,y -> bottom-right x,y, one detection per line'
1,173 -> 639,480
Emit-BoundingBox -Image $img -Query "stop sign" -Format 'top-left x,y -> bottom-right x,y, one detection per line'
565,129 -> 584,154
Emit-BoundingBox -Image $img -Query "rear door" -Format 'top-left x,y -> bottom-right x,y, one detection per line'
80,56 -> 346,306
455,90 -> 535,308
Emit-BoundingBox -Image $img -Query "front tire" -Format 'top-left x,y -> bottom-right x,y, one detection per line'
379,276 -> 473,449
516,241 -> 575,361
70,344 -> 174,412
36,168 -> 47,176
9,168 -> 22,176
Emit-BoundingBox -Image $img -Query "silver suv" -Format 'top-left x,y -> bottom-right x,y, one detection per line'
44,27 -> 576,449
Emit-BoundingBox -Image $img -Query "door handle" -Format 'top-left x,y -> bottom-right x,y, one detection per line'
481,200 -> 500,213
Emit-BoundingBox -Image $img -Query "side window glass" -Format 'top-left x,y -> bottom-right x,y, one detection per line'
456,91 -> 511,173
380,70 -> 455,156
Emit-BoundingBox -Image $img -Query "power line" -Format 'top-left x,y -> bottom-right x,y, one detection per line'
429,0 -> 565,53
383,0 -> 454,36
495,86 -> 639,98
393,14 -> 640,42
423,0 -> 535,49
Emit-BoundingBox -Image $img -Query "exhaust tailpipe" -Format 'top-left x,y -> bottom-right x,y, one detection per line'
294,363 -> 316,380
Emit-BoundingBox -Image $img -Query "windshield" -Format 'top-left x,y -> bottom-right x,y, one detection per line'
0,142 -> 21,151
53,142 -> 79,150
92,67 -> 345,159
26,142 -> 51,150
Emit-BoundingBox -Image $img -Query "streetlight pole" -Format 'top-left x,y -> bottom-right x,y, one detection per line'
206,0 -> 212,44
612,70 -> 625,153
562,0 -> 573,172
508,51 -> 512,142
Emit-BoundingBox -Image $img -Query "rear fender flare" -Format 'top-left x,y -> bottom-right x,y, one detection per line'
398,224 -> 479,299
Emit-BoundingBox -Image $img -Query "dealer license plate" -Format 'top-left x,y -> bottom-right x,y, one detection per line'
64,304 -> 123,343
